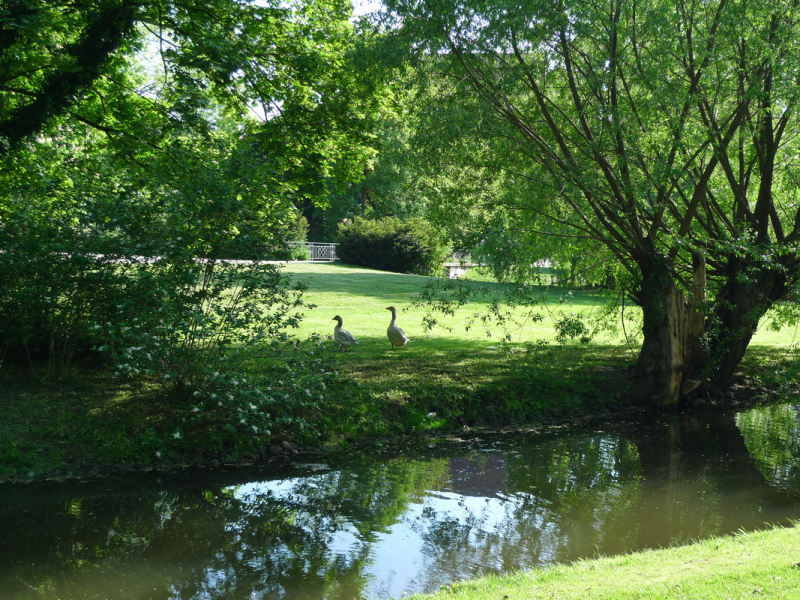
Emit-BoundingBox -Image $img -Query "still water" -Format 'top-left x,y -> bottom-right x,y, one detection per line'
3,403 -> 800,599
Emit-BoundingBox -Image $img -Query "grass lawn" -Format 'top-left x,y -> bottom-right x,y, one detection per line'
272,262 -> 641,431
282,261 -> 630,347
279,261 -> 798,399
282,261 -> 799,348
409,523 -> 800,600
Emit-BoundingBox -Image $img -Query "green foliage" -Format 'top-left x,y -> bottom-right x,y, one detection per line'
373,0 -> 800,399
97,261 -> 308,391
0,0 -> 138,152
337,216 -> 449,275
0,0 -> 382,381
155,341 -> 348,458
273,217 -> 312,261
553,315 -> 592,345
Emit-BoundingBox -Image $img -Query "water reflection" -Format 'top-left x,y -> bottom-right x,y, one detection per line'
3,403 -> 800,599
738,403 -> 800,495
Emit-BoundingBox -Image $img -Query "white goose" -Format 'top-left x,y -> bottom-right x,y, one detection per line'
385,306 -> 410,349
332,315 -> 358,352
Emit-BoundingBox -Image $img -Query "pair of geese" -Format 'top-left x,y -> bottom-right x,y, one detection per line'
332,306 -> 409,352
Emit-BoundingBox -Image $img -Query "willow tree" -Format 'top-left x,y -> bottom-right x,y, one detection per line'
378,0 -> 800,406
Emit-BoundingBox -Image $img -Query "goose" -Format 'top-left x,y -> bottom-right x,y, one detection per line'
385,306 -> 409,349
332,315 -> 358,352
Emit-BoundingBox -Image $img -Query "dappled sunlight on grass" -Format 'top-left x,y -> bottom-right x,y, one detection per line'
282,262 -> 637,347
284,262 -> 800,352
0,374 -> 169,476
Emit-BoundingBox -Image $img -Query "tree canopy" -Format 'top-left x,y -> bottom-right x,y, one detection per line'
377,0 -> 800,405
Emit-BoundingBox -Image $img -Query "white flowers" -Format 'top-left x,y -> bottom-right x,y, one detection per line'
173,431 -> 182,440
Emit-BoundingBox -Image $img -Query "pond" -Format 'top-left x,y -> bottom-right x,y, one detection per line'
3,402 -> 800,599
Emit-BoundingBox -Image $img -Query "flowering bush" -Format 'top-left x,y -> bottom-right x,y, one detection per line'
93,258 -> 346,456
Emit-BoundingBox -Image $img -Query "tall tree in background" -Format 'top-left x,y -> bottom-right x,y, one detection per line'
379,0 -> 800,406
0,0 -> 380,372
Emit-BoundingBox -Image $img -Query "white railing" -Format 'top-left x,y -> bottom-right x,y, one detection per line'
289,241 -> 339,262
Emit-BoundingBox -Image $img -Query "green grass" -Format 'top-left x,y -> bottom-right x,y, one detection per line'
410,524 -> 800,600
0,373 -> 168,478
283,262 -> 626,346
278,262 -> 798,408
271,262 -> 635,430
283,261 -> 797,348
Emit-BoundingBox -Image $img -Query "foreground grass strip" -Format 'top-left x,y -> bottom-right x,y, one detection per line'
411,524 -> 800,600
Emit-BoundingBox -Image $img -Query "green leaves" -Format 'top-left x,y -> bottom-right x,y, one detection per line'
337,216 -> 451,275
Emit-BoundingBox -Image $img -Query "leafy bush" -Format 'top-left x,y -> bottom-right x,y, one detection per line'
0,209 -> 150,376
336,216 -> 449,275
264,216 -> 312,261
140,338 -> 351,459
290,242 -> 311,261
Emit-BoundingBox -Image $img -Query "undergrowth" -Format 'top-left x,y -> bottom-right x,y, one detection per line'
0,340 -> 630,480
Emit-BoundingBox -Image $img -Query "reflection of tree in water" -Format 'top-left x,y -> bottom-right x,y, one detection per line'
410,434 -> 644,590
1,458 -> 450,600
409,412 -> 800,594
737,402 -> 800,496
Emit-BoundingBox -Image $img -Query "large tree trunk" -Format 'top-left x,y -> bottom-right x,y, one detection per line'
707,257 -> 789,389
630,255 -> 706,407
629,251 -> 796,405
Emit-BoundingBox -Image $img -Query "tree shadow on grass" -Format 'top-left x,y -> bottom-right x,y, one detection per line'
330,338 -> 633,429
284,262 -> 605,309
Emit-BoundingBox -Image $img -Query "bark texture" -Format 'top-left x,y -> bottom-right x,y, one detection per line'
631,255 -> 707,406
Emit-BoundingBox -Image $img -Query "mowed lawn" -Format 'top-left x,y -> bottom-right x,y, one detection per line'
273,262 -> 800,414
282,262 -> 629,349
282,261 -> 799,350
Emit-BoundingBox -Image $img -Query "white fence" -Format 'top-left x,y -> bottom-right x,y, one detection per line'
289,241 -> 339,262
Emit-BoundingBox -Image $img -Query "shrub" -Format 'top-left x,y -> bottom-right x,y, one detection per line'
336,216 -> 449,275
0,211 -> 154,376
